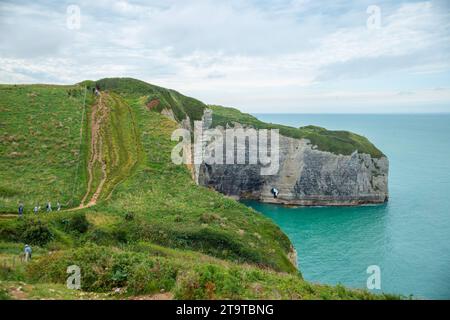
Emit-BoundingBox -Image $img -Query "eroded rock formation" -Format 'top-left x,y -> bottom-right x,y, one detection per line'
194,110 -> 388,206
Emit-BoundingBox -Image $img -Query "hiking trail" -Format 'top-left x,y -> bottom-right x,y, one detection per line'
79,93 -> 109,208
70,92 -> 141,211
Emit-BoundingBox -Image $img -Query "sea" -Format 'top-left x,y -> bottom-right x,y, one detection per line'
243,114 -> 450,299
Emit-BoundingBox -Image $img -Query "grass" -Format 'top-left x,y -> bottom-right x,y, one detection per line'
0,84 -> 90,212
101,93 -> 142,200
89,78 -> 206,126
24,245 -> 399,300
209,105 -> 384,158
0,78 -> 396,300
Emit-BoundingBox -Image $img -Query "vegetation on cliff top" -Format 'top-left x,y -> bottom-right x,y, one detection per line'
209,105 -> 384,158
0,78 -> 394,299
85,78 -> 206,126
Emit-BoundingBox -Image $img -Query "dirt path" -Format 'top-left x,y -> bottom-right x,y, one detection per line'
128,292 -> 174,300
77,93 -> 110,209
64,92 -> 140,212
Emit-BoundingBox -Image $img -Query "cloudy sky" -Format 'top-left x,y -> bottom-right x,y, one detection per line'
1,0 -> 449,113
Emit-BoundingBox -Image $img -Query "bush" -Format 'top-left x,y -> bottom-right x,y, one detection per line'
86,228 -> 113,245
127,259 -> 179,295
0,287 -> 11,300
112,227 -> 129,243
21,222 -> 54,246
61,213 -> 89,234
174,265 -> 244,299
124,212 -> 134,221
199,213 -> 221,224
0,263 -> 26,282
174,270 -> 202,299
0,220 -> 22,242
27,246 -> 178,294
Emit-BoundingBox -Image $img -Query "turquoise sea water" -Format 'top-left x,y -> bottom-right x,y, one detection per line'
243,114 -> 450,299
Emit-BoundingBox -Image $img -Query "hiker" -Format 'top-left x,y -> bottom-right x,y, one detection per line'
18,203 -> 24,218
46,201 -> 52,212
57,201 -> 61,211
270,188 -> 279,199
24,244 -> 32,262
33,204 -> 39,215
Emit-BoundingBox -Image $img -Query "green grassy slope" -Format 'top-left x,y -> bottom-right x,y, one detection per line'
0,85 -> 90,212
87,78 -> 206,126
0,241 -> 399,300
209,105 -> 384,158
0,79 -> 396,300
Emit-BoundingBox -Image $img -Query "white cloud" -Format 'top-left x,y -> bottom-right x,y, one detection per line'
0,0 -> 449,112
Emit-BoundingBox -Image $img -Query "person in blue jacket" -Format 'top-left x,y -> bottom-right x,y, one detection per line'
24,244 -> 32,261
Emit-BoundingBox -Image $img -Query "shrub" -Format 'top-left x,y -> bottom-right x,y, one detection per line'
27,246 -> 177,294
61,213 -> 89,234
21,222 -> 54,246
0,220 -> 22,242
174,270 -> 202,299
199,213 -> 221,224
127,259 -> 179,295
0,287 -> 11,300
174,265 -> 244,299
112,227 -> 129,244
0,262 -> 26,282
124,212 -> 134,221
86,228 -> 113,245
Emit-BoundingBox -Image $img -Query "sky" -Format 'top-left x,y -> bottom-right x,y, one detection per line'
0,0 -> 450,113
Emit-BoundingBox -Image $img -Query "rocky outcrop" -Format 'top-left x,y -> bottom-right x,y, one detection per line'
194,110 -> 388,206
161,108 -> 176,121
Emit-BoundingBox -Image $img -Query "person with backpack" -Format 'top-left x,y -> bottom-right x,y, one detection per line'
33,204 -> 39,214
270,188 -> 279,199
24,244 -> 32,262
18,203 -> 24,218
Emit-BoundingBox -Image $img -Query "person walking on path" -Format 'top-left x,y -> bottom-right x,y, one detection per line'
33,204 -> 39,214
24,244 -> 32,262
46,201 -> 52,212
18,203 -> 24,218
270,188 -> 279,199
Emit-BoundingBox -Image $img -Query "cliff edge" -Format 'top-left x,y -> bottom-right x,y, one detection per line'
196,106 -> 388,206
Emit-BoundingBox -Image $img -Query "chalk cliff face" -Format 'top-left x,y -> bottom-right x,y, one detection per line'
194,111 -> 389,206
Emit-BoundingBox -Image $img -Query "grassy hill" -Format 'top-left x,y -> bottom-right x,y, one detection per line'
0,78 -> 396,300
87,78 -> 206,126
0,84 -> 90,212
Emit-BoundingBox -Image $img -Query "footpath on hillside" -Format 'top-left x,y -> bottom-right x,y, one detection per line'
70,92 -> 141,211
